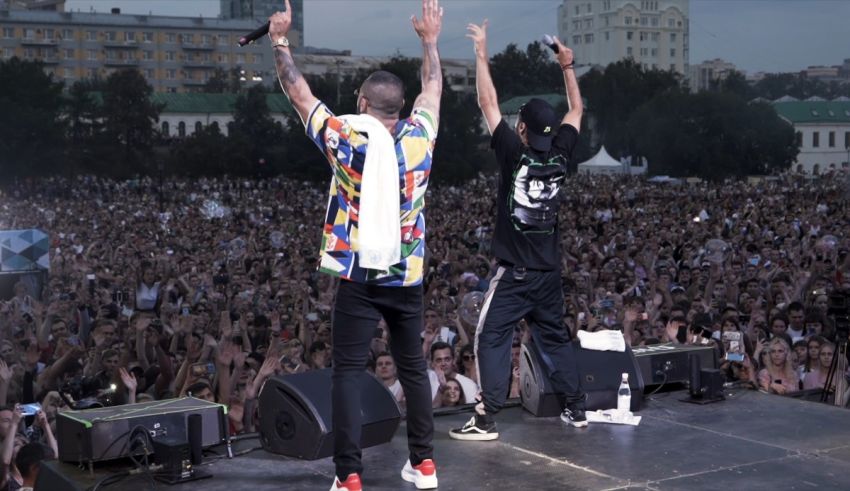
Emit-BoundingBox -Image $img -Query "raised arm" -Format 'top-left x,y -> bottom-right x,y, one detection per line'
551,36 -> 582,132
411,0 -> 443,120
269,0 -> 318,123
466,20 -> 501,134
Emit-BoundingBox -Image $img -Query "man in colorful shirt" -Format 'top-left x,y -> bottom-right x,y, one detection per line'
268,1 -> 443,490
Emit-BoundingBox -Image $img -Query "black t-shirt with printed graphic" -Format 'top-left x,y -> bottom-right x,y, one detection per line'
490,119 -> 578,270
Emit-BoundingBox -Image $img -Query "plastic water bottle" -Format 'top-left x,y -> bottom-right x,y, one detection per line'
617,373 -> 631,414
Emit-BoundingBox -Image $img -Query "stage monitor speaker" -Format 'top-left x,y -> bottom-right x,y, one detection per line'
632,343 -> 718,386
258,368 -> 401,460
521,341 -> 644,417
34,460 -> 84,491
56,397 -> 227,464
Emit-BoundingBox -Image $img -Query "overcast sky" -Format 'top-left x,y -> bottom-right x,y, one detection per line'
65,0 -> 850,73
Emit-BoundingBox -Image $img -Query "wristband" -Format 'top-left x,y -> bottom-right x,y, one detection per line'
561,61 -> 575,70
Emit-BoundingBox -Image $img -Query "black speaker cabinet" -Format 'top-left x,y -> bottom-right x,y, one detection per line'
258,368 -> 401,460
521,341 -> 645,417
34,460 -> 84,491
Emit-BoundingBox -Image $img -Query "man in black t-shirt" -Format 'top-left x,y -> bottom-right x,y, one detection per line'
450,22 -> 586,441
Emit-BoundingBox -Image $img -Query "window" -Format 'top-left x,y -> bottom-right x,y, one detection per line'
87,30 -> 97,41
195,121 -> 203,133
181,33 -> 193,44
1,47 -> 13,59
87,49 -> 97,60
106,50 -> 117,61
650,48 -> 657,56
125,32 -> 136,42
584,33 -> 594,43
143,50 -> 153,61
845,131 -> 850,149
166,68 -> 176,79
44,29 -> 55,40
625,16 -> 632,25
64,48 -> 74,58
651,17 -> 659,27
640,16 -> 648,26
145,68 -> 154,78
105,31 -> 117,42
236,54 -> 245,64
166,33 -> 176,43
605,32 -> 610,41
640,32 -> 647,41
24,28 -> 35,40
651,32 -> 659,41
178,121 -> 186,137
670,33 -> 677,43
587,2 -> 592,13
640,48 -> 648,56
161,121 -> 170,136
165,51 -> 175,61
575,5 -> 580,15
202,34 -> 211,45
813,132 -> 820,148
217,34 -> 228,45
573,35 -> 582,45
829,131 -> 835,147
670,64 -> 676,71
62,29 -> 73,40
2,27 -> 13,39
87,67 -> 98,78
64,67 -> 74,78
627,31 -> 634,40
796,131 -> 803,147
584,19 -> 593,29
143,32 -> 153,43
218,53 -> 228,63
627,46 -> 633,56
668,18 -> 675,28
670,48 -> 676,57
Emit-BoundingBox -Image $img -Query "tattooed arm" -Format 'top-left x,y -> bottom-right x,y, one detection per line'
268,0 -> 318,123
411,0 -> 444,123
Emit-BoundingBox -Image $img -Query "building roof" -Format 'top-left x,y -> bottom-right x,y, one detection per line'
0,8 -> 257,30
772,100 -> 850,124
499,93 -> 566,114
153,92 -> 294,115
83,92 -> 294,115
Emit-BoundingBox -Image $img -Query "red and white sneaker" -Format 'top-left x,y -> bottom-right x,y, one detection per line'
401,459 -> 438,489
329,473 -> 362,491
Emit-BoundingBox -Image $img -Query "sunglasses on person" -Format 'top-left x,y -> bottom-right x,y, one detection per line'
462,354 -> 476,361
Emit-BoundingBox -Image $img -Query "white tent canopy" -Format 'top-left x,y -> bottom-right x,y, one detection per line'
577,146 -> 625,175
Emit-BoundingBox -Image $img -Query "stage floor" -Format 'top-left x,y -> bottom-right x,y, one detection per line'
52,388 -> 850,490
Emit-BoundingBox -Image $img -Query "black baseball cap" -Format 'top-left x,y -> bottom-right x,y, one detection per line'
519,98 -> 558,152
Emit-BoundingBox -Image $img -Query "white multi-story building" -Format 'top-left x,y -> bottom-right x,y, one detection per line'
688,58 -> 739,92
773,97 -> 850,174
557,0 -> 689,74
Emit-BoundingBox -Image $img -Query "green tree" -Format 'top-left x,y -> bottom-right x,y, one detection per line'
628,91 -> 798,179
228,85 -> 285,175
168,123 -> 233,176
0,57 -> 65,176
64,80 -> 103,175
101,69 -> 163,173
580,59 -> 681,158
203,67 -> 243,93
714,70 -> 756,100
490,42 -> 562,100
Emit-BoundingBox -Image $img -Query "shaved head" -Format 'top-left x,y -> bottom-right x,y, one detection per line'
358,70 -> 405,118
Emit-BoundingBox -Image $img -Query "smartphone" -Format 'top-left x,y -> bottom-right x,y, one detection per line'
181,306 -> 190,317
67,335 -> 81,346
21,403 -> 42,417
190,362 -> 216,378
279,355 -> 299,371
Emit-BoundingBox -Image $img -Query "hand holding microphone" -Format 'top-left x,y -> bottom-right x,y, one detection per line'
541,34 -> 575,69
239,0 -> 293,47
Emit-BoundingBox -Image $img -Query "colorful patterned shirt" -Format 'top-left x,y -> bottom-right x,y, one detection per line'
304,101 -> 438,287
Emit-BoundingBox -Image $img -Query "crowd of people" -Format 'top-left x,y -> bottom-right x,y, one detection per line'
0,169 -> 848,486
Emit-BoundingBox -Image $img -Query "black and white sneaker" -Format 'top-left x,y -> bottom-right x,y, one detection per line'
448,413 -> 499,441
561,406 -> 588,428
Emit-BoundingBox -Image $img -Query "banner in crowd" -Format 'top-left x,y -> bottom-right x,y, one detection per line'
0,229 -> 50,272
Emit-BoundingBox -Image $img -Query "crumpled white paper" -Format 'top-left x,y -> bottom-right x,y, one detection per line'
586,409 -> 641,426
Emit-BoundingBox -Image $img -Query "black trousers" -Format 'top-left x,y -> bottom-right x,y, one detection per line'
332,280 -> 434,480
476,266 -> 584,414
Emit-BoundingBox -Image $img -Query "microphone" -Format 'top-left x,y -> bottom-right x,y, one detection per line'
238,21 -> 270,47
541,34 -> 559,54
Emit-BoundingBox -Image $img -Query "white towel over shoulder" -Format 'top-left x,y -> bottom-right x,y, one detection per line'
339,114 -> 401,270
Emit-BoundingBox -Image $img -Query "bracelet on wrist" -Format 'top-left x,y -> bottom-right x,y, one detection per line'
561,61 -> 576,70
